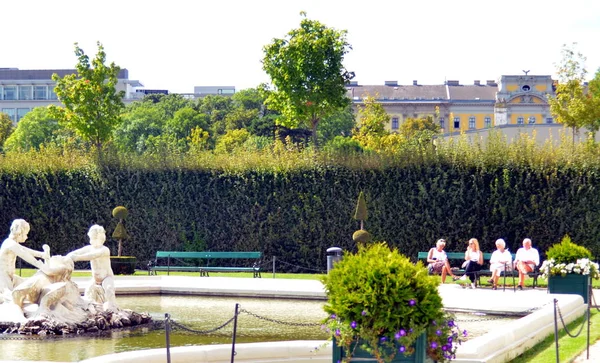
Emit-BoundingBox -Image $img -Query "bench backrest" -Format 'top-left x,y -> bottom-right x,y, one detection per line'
156,251 -> 262,259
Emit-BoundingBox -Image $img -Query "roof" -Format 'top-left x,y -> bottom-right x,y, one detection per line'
347,83 -> 498,102
0,68 -> 130,80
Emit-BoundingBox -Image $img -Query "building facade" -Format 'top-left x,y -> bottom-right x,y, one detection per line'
348,74 -> 556,134
0,68 -> 142,122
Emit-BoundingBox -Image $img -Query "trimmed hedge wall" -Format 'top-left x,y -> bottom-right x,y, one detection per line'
1,163 -> 599,272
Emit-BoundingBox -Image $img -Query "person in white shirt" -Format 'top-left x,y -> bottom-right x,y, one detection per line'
488,238 -> 512,290
460,238 -> 483,289
426,239 -> 458,283
514,238 -> 540,290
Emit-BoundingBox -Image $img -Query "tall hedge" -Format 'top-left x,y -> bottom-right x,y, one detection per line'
1,163 -> 599,271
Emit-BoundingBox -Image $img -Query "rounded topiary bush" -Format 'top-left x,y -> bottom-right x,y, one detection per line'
322,242 -> 461,362
112,206 -> 128,219
352,229 -> 372,243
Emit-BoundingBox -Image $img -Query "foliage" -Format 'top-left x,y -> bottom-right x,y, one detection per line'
322,243 -> 462,362
0,113 -> 14,150
548,43 -> 600,139
113,103 -> 167,153
49,42 -> 125,150
322,136 -> 363,155
545,235 -> 592,264
352,230 -> 372,243
353,94 -> 389,139
112,206 -> 129,219
318,104 -> 356,144
262,12 -> 353,147
215,129 -> 251,154
3,107 -> 62,151
353,191 -> 368,224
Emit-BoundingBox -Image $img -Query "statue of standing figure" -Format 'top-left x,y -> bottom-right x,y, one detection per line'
67,224 -> 118,311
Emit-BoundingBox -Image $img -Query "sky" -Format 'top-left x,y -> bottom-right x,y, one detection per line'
3,0 -> 600,94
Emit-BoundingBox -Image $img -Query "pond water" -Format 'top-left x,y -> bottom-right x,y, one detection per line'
0,295 -> 517,362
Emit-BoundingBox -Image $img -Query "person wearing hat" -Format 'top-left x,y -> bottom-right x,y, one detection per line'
426,239 -> 458,283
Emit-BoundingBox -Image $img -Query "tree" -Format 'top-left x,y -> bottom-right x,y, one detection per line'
262,12 -> 354,147
0,113 -> 14,150
113,104 -> 166,153
318,104 -> 355,144
49,42 -> 125,150
3,108 -> 62,151
548,43 -> 600,142
400,116 -> 439,149
353,94 -> 389,139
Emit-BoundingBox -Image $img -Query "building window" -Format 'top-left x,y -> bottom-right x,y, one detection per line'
391,117 -> 399,130
546,117 -> 553,124
468,117 -> 475,129
484,117 -> 491,128
439,117 -> 445,130
528,116 -> 536,124
2,108 -> 15,121
16,108 -> 30,122
453,117 -> 460,129
517,117 -> 524,125
3,86 -> 17,100
34,86 -> 48,100
19,86 -> 33,100
49,87 -> 58,100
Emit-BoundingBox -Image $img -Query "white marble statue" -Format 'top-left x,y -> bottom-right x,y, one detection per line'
67,224 -> 118,311
0,219 -> 50,299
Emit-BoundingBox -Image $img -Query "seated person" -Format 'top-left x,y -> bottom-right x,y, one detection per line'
514,238 -> 540,290
488,238 -> 512,290
426,239 -> 458,283
459,238 -> 483,289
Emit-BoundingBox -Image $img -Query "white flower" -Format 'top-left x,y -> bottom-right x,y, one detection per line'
541,258 -> 600,279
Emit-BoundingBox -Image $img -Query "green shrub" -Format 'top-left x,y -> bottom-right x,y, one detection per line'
322,242 -> 461,362
546,235 -> 592,264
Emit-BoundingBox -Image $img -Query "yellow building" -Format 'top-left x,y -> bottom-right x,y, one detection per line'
347,74 -> 556,134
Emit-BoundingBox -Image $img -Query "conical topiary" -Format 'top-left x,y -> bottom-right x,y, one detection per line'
112,206 -> 129,257
353,191 -> 368,230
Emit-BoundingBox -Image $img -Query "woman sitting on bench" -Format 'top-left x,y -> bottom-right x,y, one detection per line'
488,238 -> 513,290
459,238 -> 483,289
427,239 -> 458,283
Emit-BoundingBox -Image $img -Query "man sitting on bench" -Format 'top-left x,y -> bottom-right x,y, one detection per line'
514,238 -> 540,290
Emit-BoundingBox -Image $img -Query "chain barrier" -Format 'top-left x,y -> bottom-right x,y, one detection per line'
168,316 -> 236,334
453,316 -> 509,323
555,299 -> 587,338
239,308 -> 322,327
274,259 -> 326,273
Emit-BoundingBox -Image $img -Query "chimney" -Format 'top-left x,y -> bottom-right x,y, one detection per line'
474,80 -> 480,86
413,80 -> 418,86
486,80 -> 497,86
385,80 -> 398,86
447,80 -> 460,86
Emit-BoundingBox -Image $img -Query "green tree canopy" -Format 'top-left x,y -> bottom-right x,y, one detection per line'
262,13 -> 354,147
3,107 -> 62,151
49,42 -> 125,150
548,43 -> 600,140
0,113 -> 14,150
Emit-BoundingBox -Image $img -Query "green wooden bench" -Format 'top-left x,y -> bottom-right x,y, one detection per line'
417,251 -> 540,289
149,251 -> 262,278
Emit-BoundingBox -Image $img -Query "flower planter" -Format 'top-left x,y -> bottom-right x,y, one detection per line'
110,256 -> 137,275
332,332 -> 428,363
548,273 -> 590,303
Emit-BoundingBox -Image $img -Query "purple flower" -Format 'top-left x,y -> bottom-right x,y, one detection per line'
408,299 -> 416,306
409,328 -> 413,333
330,314 -> 336,319
335,329 -> 341,337
436,329 -> 442,336
431,341 -> 438,349
463,330 -> 468,337
395,329 -> 406,339
399,345 -> 406,353
350,321 -> 357,329
447,336 -> 453,344
442,344 -> 449,351
361,310 -> 367,316
432,320 -> 437,326
447,320 -> 455,327
380,337 -> 387,342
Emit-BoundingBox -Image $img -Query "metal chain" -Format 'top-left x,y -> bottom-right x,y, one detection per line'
453,316 -> 509,322
240,308 -> 322,327
168,316 -> 236,334
555,300 -> 587,338
274,259 -> 326,273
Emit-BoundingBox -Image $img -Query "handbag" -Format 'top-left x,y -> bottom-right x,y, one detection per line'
461,261 -> 469,269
